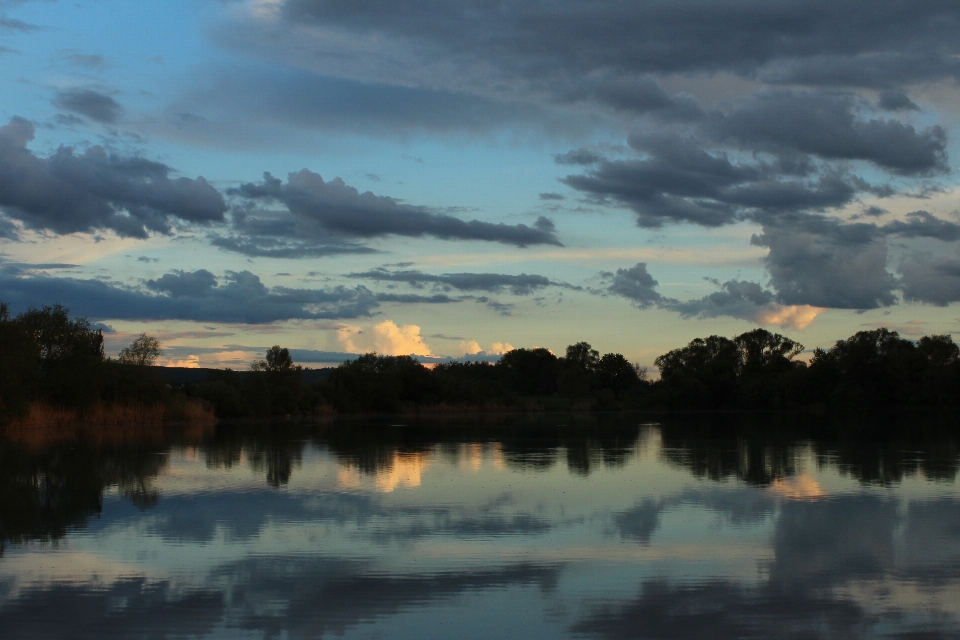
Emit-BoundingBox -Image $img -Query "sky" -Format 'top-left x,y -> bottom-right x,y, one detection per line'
1,0 -> 960,369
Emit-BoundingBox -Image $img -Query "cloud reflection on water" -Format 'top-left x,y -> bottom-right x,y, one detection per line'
0,416 -> 958,638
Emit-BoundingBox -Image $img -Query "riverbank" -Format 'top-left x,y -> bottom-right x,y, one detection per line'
8,398 -> 215,428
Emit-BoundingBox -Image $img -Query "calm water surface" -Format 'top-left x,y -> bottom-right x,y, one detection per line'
1,415 -> 959,639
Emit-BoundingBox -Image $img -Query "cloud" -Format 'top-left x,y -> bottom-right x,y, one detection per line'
231,170 -> 561,248
66,54 -> 106,69
149,0 -> 948,165
562,136 -> 858,228
172,64 -> 559,139
752,216 -> 898,309
899,253 -> 960,306
881,210 -> 960,242
347,268 -> 575,295
604,263 -> 663,308
599,211 -> 957,312
0,117 -> 226,238
667,279 -> 826,330
210,234 -> 377,259
877,89 -> 919,111
374,292 -> 458,305
459,340 -> 482,356
52,89 -> 123,124
476,297 -> 514,316
709,90 -> 947,176
602,263 -> 826,329
0,17 -> 39,32
554,148 -> 603,165
458,340 -> 513,358
490,342 -> 515,355
0,268 -> 381,323
555,86 -> 949,233
337,320 -> 432,356
274,0 -> 960,90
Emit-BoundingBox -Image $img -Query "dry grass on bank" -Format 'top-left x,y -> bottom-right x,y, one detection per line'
9,398 -> 216,429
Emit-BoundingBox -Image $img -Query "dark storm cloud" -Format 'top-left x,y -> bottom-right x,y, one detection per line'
710,90 -> 947,176
348,267 -> 574,295
279,1 -> 960,85
0,269 -> 381,323
553,148 -> 602,165
549,73 -> 704,120
0,117 -> 226,238
877,89 -> 919,112
52,89 -> 123,124
611,204 -> 960,314
233,170 -> 560,247
562,148 -> 744,228
668,280 -> 778,320
561,89 -> 948,228
600,263 -> 789,324
603,263 -> 663,308
0,215 -> 18,239
899,254 -> 960,306
761,53 -> 960,90
752,216 -> 896,309
881,210 -> 960,242
562,133 -> 852,228
744,211 -> 960,310
145,268 -> 218,297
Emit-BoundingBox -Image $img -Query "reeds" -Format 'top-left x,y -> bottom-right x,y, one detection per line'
9,398 -> 215,428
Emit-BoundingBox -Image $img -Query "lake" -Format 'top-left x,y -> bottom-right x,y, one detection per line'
1,413 -> 959,639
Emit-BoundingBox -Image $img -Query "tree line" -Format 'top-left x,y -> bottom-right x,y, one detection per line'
185,327 -> 960,416
0,303 -> 206,426
3,302 -> 959,424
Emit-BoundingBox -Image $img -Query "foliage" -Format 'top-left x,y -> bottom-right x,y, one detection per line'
118,333 -> 163,366
11,304 -> 105,408
0,303 -> 192,425
0,303 -> 39,424
4,300 -> 960,418
250,345 -> 301,374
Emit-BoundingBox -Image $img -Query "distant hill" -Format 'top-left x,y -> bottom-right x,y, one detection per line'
155,366 -> 335,386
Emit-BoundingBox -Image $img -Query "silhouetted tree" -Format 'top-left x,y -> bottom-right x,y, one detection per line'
734,329 -> 803,376
595,353 -> 643,394
13,304 -> 105,407
118,333 -> 163,366
0,303 -> 39,424
810,329 -> 918,406
654,335 -> 741,408
565,342 -> 600,370
497,348 -> 560,395
251,345 -> 300,374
